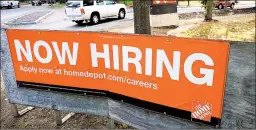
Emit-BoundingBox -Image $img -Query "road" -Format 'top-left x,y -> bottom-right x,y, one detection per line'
177,4 -> 255,13
1,4 -> 134,32
1,4 -> 50,24
1,3 -> 254,31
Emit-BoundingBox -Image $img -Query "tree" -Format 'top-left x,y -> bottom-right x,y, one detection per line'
133,0 -> 151,34
204,0 -> 213,21
225,0 -> 228,10
59,0 -> 65,4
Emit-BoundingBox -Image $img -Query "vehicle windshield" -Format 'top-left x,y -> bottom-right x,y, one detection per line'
67,1 -> 81,8
83,0 -> 93,6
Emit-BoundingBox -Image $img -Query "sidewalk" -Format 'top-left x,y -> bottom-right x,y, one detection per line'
108,12 -> 255,35
41,8 -> 66,24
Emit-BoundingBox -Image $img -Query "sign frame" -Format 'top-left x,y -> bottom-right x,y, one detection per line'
6,29 -> 230,127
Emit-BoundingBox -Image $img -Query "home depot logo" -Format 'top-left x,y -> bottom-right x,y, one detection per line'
192,101 -> 212,121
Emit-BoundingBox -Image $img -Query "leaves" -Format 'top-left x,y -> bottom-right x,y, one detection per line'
184,15 -> 255,42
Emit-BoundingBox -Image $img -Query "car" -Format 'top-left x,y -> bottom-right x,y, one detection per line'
0,0 -> 20,9
40,0 -> 47,4
215,0 -> 235,9
32,0 -> 42,6
65,0 -> 127,25
48,0 -> 56,4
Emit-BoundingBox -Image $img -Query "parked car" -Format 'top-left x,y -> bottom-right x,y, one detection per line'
65,0 -> 127,25
32,0 -> 42,6
215,0 -> 235,9
0,0 -> 20,9
48,0 -> 55,4
40,0 -> 47,4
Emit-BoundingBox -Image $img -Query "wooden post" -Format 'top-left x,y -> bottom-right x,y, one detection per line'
133,0 -> 151,34
54,110 -> 75,126
10,103 -> 19,117
108,118 -> 115,129
62,112 -> 75,124
9,103 -> 34,117
54,110 -> 62,126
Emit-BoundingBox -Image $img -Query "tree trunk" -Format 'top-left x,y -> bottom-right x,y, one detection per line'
133,0 -> 151,34
188,0 -> 190,6
225,0 -> 228,10
204,0 -> 213,21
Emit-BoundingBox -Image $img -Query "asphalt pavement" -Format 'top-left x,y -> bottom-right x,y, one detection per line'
1,4 -> 50,24
1,3 -> 254,32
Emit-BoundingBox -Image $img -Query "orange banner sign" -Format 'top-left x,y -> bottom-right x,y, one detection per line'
7,29 -> 229,126
152,0 -> 176,5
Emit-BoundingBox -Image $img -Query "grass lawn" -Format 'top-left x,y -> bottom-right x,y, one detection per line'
119,0 -> 133,6
118,0 -> 202,7
49,3 -> 65,8
184,15 -> 255,42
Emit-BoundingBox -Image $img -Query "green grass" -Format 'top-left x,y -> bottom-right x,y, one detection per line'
118,0 -> 203,7
184,15 -> 255,42
119,0 -> 133,6
49,3 -> 65,8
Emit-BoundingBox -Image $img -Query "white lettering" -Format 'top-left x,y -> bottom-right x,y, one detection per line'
156,50 -> 180,80
33,40 -> 52,64
14,40 -> 33,62
90,43 -> 110,68
145,48 -> 152,76
184,53 -> 214,86
112,45 -> 119,70
122,46 -> 142,74
52,41 -> 79,65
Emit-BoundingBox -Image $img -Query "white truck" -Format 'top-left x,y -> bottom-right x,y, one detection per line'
65,0 -> 127,25
0,0 -> 20,9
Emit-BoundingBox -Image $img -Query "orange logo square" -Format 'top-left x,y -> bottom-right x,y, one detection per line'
192,101 -> 212,122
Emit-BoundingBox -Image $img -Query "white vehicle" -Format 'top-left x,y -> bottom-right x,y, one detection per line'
0,0 -> 20,9
65,0 -> 127,25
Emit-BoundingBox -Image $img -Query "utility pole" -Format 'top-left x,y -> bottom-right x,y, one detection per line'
133,0 -> 151,34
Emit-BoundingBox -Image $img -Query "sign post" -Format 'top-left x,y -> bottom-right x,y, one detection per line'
150,0 -> 179,27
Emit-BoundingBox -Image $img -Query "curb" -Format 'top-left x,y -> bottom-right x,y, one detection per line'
34,11 -> 54,24
4,11 -> 53,25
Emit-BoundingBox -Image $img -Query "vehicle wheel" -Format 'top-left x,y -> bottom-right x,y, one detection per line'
230,3 -> 234,9
8,3 -> 13,9
218,4 -> 224,9
90,13 -> 100,25
118,9 -> 126,19
75,20 -> 84,25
